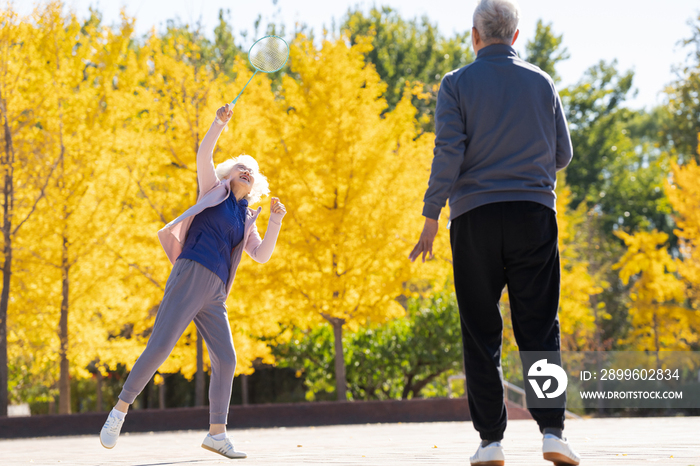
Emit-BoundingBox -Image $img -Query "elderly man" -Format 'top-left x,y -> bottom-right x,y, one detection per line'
410,1 -> 581,465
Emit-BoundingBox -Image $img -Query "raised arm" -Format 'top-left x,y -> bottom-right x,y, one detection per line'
197,104 -> 233,198
245,198 -> 287,263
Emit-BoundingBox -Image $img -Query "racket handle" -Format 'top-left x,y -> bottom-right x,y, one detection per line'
230,70 -> 258,106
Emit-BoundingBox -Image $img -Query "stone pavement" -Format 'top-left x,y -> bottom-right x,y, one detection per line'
0,417 -> 698,465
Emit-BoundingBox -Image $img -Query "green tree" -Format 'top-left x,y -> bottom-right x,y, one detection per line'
212,9 -> 243,79
272,293 -> 463,401
662,14 -> 700,163
347,293 -> 462,400
524,20 -> 570,83
341,6 -> 474,128
562,61 -> 672,236
560,62 -> 675,352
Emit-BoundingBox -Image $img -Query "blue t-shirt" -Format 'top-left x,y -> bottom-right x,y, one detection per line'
179,194 -> 248,285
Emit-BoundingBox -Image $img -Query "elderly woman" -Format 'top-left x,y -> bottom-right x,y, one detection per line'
100,104 -> 285,459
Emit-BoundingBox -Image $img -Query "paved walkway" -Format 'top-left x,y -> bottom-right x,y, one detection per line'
0,417 -> 698,465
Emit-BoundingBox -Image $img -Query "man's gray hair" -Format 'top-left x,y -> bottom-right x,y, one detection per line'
473,0 -> 520,45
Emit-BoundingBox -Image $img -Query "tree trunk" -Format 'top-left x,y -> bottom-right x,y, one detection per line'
461,358 -> 468,398
0,195 -> 10,419
591,295 -> 605,414
95,370 -> 103,412
324,316 -> 347,401
58,231 -> 71,414
653,312 -> 661,370
0,95 -> 15,418
587,215 -> 605,414
240,374 -> 249,405
148,379 -> 158,409
401,373 -> 415,400
158,375 -> 166,409
195,329 -> 205,406
143,379 -> 150,409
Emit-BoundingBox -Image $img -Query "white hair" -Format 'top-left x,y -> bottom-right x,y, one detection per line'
473,0 -> 520,45
215,154 -> 270,205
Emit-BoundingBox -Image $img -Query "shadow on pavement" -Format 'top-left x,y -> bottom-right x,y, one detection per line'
133,461 -> 209,466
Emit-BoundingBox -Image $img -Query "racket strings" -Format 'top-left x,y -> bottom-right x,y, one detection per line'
249,37 -> 288,72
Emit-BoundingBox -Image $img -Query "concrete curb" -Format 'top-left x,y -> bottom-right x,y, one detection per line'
0,398 -> 531,439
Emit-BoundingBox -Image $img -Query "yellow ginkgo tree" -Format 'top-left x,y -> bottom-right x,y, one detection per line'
106,28 -> 285,399
20,4 -> 139,414
256,34 -> 435,400
614,229 -> 700,352
666,134 -> 700,312
0,3 -> 62,416
556,176 -> 608,351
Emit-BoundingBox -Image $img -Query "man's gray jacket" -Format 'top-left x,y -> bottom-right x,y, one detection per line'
422,43 -> 573,221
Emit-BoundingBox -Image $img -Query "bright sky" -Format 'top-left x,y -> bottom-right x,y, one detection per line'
16,0 -> 700,110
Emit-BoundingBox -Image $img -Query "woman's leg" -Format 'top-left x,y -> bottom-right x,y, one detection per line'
118,259 -> 219,407
193,287 -> 236,434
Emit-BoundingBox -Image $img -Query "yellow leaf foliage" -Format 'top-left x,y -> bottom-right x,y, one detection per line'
106,32 -> 284,377
614,229 -> 699,350
556,177 -> 606,350
666,135 -> 700,311
6,2 -> 141,397
1,5 -> 60,398
237,34 -> 439,334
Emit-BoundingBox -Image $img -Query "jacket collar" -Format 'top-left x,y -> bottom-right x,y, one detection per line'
476,43 -> 518,60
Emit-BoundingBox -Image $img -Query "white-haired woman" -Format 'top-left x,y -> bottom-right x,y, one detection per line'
99,103 -> 285,459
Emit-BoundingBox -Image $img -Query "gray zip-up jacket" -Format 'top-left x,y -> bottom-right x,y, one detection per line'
422,44 -> 573,221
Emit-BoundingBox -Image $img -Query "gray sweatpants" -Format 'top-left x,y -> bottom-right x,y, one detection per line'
119,259 -> 236,424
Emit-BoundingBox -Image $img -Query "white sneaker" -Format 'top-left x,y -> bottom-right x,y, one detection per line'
99,410 -> 125,449
201,434 -> 247,459
469,441 -> 505,466
543,434 -> 581,465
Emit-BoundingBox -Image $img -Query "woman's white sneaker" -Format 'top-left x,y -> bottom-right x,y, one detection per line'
543,434 -> 581,465
469,441 -> 505,466
99,410 -> 125,449
201,434 -> 247,459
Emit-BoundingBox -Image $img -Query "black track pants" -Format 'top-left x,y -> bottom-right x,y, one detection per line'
450,201 -> 566,441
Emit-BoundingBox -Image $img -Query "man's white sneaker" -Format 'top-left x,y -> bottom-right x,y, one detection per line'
99,410 -> 125,449
201,434 -> 247,459
543,434 -> 581,465
469,441 -> 505,466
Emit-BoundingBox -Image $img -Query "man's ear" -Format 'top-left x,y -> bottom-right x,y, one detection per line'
472,27 -> 481,45
511,29 -> 520,46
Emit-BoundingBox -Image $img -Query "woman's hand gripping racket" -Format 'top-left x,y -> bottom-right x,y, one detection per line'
230,35 -> 289,108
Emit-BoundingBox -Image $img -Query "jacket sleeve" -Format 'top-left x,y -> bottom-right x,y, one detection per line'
197,119 -> 227,198
554,92 -> 573,171
244,212 -> 284,263
422,76 -> 467,220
